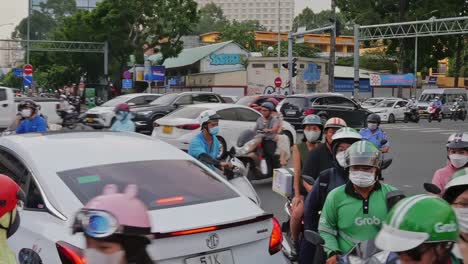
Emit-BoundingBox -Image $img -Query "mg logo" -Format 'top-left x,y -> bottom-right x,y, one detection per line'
206,233 -> 219,249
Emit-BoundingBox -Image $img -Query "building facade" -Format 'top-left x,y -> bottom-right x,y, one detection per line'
32,0 -> 103,11
195,0 -> 294,32
0,41 -> 24,69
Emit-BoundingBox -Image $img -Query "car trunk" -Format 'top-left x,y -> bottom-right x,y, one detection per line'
155,118 -> 200,139
147,197 -> 276,262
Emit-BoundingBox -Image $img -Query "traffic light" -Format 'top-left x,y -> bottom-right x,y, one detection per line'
292,58 -> 298,77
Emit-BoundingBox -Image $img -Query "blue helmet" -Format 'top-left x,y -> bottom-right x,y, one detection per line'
302,114 -> 323,129
261,102 -> 275,111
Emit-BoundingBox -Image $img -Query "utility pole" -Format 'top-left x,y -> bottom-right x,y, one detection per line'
328,0 -> 337,92
277,0 -> 281,78
27,0 -> 31,64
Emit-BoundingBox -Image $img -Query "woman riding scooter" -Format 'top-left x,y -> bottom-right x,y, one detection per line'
111,103 -> 135,132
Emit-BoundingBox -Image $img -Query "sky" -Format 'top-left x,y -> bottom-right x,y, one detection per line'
0,0 -> 331,39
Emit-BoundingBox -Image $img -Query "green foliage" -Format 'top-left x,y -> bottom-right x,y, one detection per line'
293,8 -> 352,35
0,70 -> 22,88
220,20 -> 265,51
193,3 -> 229,34
259,42 -> 320,58
337,54 -> 398,73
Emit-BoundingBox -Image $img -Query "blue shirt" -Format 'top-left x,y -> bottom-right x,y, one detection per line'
359,127 -> 389,148
111,113 -> 135,132
188,132 -> 220,169
431,100 -> 442,108
16,115 -> 47,134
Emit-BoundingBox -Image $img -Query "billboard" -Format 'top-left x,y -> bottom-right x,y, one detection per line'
370,74 -> 415,87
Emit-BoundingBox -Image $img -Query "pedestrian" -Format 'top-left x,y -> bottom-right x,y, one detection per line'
72,184 -> 153,264
359,114 -> 390,153
0,175 -> 25,264
432,132 -> 468,195
375,195 -> 462,264
442,168 -> 468,263
111,103 -> 135,132
301,117 -> 347,182
15,100 -> 47,134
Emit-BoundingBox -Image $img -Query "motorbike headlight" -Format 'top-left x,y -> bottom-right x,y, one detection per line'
137,111 -> 153,116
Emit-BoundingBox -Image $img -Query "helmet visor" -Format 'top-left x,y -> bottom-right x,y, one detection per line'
73,209 -> 119,238
346,153 -> 382,168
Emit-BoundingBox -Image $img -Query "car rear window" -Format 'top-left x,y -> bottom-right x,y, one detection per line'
236,97 -> 255,106
168,107 -> 208,119
283,97 -> 307,108
57,160 -> 239,210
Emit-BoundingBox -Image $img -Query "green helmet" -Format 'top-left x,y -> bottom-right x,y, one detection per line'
375,195 -> 459,252
443,168 -> 468,204
345,140 -> 382,169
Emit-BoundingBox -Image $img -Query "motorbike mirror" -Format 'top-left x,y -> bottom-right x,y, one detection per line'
304,230 -> 325,246
381,158 -> 393,170
424,183 -> 442,195
229,147 -> 236,156
386,190 -> 406,211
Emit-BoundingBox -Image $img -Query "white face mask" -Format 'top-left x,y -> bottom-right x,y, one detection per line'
21,109 -> 32,118
304,130 -> 321,142
84,248 -> 125,264
449,154 -> 468,169
349,170 -> 376,188
454,208 -> 468,233
336,151 -> 347,168
368,123 -> 378,130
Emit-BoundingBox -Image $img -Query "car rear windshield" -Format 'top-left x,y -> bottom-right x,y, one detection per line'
419,93 -> 441,102
283,97 -> 307,108
236,97 -> 255,106
168,107 -> 208,119
57,160 -> 239,210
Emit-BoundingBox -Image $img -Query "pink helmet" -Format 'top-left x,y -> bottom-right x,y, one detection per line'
73,184 -> 151,238
115,103 -> 130,112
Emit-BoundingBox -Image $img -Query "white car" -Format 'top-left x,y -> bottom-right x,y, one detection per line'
368,98 -> 408,123
3,132 -> 287,264
152,104 -> 297,156
84,93 -> 161,128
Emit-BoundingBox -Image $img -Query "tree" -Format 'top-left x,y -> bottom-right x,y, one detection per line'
193,3 -> 229,34
293,8 -> 352,35
220,20 -> 265,50
39,0 -> 78,18
260,41 -> 320,58
11,11 -> 57,40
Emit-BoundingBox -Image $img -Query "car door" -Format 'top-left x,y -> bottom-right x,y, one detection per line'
395,100 -> 408,120
217,108 -> 241,149
322,96 -> 351,121
0,88 -> 12,127
0,149 -> 62,264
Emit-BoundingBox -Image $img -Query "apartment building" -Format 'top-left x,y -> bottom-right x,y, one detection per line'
32,0 -> 103,11
0,41 -> 24,68
196,0 -> 294,32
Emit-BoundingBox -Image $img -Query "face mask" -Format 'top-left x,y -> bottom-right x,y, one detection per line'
454,208 -> 468,233
449,154 -> 468,169
84,248 -> 125,264
304,130 -> 320,142
209,126 -> 219,136
336,151 -> 347,168
368,123 -> 378,130
115,113 -> 125,121
349,170 -> 376,188
21,109 -> 32,118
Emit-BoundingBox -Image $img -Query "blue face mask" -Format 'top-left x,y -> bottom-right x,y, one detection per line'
209,127 -> 219,136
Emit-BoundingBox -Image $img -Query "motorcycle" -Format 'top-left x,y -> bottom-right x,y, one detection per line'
56,96 -> 83,129
427,105 -> 442,123
221,147 -> 261,206
450,103 -> 466,121
403,107 -> 420,123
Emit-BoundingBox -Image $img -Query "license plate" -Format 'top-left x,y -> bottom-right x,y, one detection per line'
87,118 -> 94,123
286,110 -> 297,116
163,126 -> 173,134
185,250 -> 234,264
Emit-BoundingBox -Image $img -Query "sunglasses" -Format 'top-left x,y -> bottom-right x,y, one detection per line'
396,243 -> 434,261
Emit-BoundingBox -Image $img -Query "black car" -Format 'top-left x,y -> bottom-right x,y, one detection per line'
279,93 -> 371,129
132,92 -> 225,133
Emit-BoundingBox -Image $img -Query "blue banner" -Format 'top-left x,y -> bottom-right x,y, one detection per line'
370,74 -> 415,87
13,68 -> 23,78
303,63 -> 321,82
122,79 -> 133,89
335,79 -> 371,92
210,54 -> 241,65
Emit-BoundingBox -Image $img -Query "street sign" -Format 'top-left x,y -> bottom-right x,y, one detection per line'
123,70 -> 132,80
23,76 -> 33,87
151,66 -> 166,82
274,77 -> 282,88
428,76 -> 438,85
122,79 -> 133,89
13,68 -> 23,78
24,64 -> 33,75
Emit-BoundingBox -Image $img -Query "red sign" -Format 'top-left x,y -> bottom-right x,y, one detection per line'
24,64 -> 33,75
274,77 -> 282,88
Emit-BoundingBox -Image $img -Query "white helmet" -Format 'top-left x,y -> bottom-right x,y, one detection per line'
198,110 -> 222,126
324,117 -> 347,130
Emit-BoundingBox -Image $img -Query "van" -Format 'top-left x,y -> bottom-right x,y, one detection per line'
417,88 -> 467,116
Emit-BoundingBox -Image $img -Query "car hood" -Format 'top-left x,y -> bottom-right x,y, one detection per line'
86,106 -> 114,114
156,118 -> 198,126
368,107 -> 390,113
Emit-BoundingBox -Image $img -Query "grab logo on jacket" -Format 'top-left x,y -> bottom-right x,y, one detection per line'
355,216 -> 381,226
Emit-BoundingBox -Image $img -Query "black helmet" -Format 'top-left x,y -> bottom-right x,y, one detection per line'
18,100 -> 39,112
367,114 -> 381,124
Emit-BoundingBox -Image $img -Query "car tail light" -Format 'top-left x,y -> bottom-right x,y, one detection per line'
56,241 -> 85,264
171,226 -> 218,237
303,109 -> 316,116
156,196 -> 185,205
269,217 -> 283,255
176,124 -> 200,130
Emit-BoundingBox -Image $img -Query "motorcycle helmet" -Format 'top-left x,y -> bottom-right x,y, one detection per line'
0,175 -> 25,238
345,141 -> 382,169
375,195 -> 458,252
443,168 -> 468,204
72,184 -> 151,239
324,117 -> 347,130
260,102 -> 275,112
18,99 -> 39,113
266,98 -> 279,107
447,132 -> 468,150
198,110 -> 222,129
367,114 -> 381,124
331,127 -> 362,154
114,103 -> 130,113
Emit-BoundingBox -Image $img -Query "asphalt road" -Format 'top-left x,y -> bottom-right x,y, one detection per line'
254,119 -> 468,223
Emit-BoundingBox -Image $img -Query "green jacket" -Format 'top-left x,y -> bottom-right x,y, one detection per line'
0,212 -> 17,264
318,182 -> 397,256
